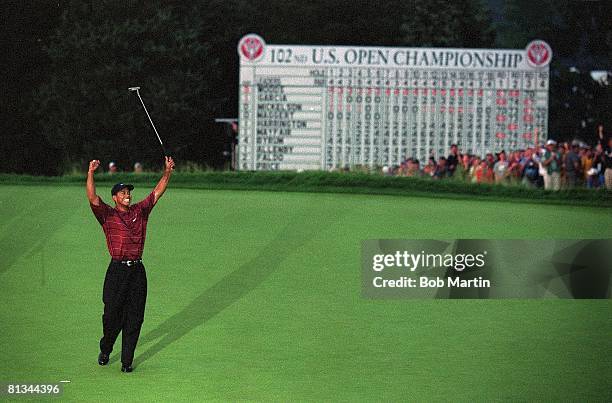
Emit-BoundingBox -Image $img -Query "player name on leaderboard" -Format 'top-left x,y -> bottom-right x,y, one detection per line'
237,34 -> 552,171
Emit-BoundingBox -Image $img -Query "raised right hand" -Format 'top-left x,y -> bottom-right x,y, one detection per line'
89,160 -> 100,173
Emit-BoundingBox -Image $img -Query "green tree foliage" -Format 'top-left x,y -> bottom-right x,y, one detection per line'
0,2 -> 63,175
496,0 -> 611,64
400,0 -> 495,47
496,0 -> 611,141
36,1 -> 213,171
549,69 -> 611,141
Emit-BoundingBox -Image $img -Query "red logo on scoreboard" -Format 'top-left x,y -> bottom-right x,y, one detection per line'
238,34 -> 265,62
525,40 -> 552,68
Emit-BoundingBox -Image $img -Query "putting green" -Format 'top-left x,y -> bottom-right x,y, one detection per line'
1,185 -> 610,401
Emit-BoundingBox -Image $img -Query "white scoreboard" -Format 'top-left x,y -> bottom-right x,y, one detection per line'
237,34 -> 552,171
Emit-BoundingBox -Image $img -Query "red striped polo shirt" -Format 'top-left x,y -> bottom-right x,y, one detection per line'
90,191 -> 156,260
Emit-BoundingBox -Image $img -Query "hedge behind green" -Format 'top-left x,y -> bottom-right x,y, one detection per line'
0,171 -> 609,207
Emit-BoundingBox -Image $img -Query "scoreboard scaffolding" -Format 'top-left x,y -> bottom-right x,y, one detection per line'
237,34 -> 552,171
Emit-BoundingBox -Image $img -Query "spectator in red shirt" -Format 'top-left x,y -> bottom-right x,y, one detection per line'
87,156 -> 175,373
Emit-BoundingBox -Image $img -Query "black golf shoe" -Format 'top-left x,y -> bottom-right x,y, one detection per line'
121,364 -> 133,373
98,352 -> 109,366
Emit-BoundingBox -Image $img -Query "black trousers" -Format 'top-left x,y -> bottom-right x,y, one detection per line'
99,261 -> 147,366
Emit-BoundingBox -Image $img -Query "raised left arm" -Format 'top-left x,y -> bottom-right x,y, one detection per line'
153,156 -> 175,204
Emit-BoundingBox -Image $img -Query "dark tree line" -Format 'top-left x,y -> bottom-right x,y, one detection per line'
495,0 -> 611,143
1,0 -> 609,175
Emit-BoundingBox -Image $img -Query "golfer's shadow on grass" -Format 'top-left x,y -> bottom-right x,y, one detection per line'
121,205 -> 341,367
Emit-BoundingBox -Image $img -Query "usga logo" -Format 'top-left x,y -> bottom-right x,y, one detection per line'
525,40 -> 552,68
238,34 -> 265,62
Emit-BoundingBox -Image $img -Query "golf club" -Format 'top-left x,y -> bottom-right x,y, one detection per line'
129,86 -> 170,157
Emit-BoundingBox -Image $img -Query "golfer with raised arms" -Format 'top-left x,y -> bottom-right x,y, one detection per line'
87,156 -> 175,373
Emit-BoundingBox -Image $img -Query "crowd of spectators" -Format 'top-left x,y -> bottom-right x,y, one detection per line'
388,136 -> 612,191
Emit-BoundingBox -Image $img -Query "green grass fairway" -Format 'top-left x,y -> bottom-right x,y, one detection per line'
1,184 -> 611,401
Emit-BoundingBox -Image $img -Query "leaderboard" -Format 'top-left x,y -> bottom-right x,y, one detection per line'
238,34 -> 552,171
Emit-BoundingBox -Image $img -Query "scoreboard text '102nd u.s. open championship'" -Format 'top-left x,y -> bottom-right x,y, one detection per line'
237,34 -> 552,171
